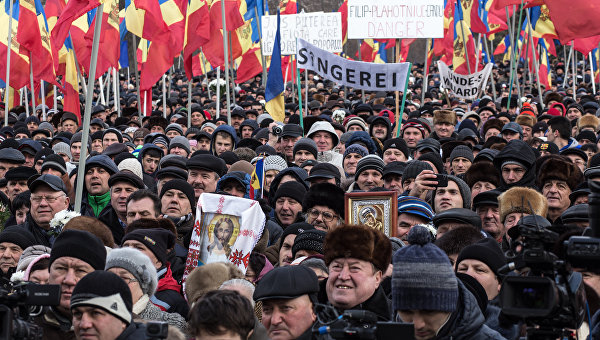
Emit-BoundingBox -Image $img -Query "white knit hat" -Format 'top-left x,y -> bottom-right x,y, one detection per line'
118,158 -> 144,180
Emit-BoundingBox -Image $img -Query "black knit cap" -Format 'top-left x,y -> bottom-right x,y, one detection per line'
456,238 -> 506,278
71,271 -> 133,324
274,181 -> 307,205
402,160 -> 433,184
6,166 -> 38,182
41,154 -> 67,175
122,228 -> 175,265
160,179 -> 196,210
383,138 -> 409,159
279,222 -> 314,248
292,229 -> 327,257
50,230 -> 106,270
0,226 -> 35,250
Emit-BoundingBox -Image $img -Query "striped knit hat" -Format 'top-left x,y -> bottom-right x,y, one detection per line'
397,196 -> 434,222
392,225 -> 458,313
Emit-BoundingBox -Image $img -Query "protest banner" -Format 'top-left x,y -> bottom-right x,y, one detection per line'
183,193 -> 266,282
347,0 -> 444,39
261,12 -> 342,56
438,61 -> 493,99
296,38 -> 410,92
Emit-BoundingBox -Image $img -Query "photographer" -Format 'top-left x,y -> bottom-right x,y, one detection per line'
393,226 -> 504,340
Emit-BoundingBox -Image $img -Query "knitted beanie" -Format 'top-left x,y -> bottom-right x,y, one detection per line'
50,230 -> 106,270
169,136 -> 191,154
52,142 -> 72,159
279,222 -> 314,248
431,175 -> 472,210
292,229 -> 327,257
41,154 -> 68,175
264,155 -> 288,172
293,138 -> 318,158
165,123 -> 184,136
449,145 -> 474,163
105,247 -> 158,296
16,245 -> 51,272
122,228 -> 175,266
392,225 -> 458,313
456,238 -> 506,278
274,181 -> 307,205
397,196 -> 434,222
160,179 -> 196,210
118,158 -> 144,180
402,160 -> 433,184
354,154 -> 385,180
343,144 -> 368,159
71,271 -> 133,324
0,226 -> 36,250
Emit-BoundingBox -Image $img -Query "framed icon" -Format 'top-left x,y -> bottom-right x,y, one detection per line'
345,191 -> 398,237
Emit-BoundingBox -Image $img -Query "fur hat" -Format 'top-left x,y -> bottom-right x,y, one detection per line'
515,114 -> 537,128
537,158 -> 583,191
302,182 -> 345,217
63,216 -> 116,248
323,225 -> 392,272
544,92 -> 563,106
481,118 -> 505,137
433,110 -> 457,126
464,161 -> 500,189
185,262 -> 244,305
498,187 -> 548,223
577,115 -> 600,132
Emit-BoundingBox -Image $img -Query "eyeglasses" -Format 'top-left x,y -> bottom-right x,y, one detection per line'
307,208 -> 338,222
120,276 -> 138,284
31,194 -> 65,204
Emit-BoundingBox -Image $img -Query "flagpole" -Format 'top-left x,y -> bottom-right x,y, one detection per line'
216,66 -> 221,118
4,0 -> 13,126
143,90 -> 147,116
24,87 -> 29,116
29,54 -> 35,114
395,39 -> 401,138
113,68 -> 119,114
53,85 -> 57,112
572,42 -> 577,101
187,79 -> 192,129
482,35 -> 497,102
98,75 -> 106,105
358,39 -> 364,99
422,39 -> 430,105
131,36 -> 142,121
591,52 -> 597,95
221,0 -> 232,124
227,31 -> 236,106
41,81 -> 46,118
295,43 -> 304,132
75,4 -> 104,212
524,9 -> 543,109
162,74 -> 167,118
396,63 -> 412,137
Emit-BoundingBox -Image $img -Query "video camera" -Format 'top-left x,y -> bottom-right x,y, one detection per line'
313,305 -> 414,340
496,180 -> 600,339
0,282 -> 61,340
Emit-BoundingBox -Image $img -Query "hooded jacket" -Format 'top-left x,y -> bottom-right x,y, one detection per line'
138,143 -> 164,178
493,140 -> 537,191
434,281 -> 506,340
369,116 -> 392,143
345,131 -> 378,155
211,125 -> 238,156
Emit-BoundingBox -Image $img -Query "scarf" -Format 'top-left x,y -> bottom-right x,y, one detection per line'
87,191 -> 111,217
157,263 -> 181,293
133,294 -> 149,314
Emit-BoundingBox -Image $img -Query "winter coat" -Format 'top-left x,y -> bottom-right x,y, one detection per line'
316,279 -> 392,322
32,306 -> 76,340
16,214 -> 53,247
249,317 -> 270,340
152,264 -> 189,318
435,281 -> 506,340
590,309 -> 600,340
484,303 -> 519,340
115,322 -> 147,340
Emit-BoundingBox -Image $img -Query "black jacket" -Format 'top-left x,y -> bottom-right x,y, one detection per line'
316,279 -> 392,322
116,322 -> 148,340
493,140 -> 537,192
16,214 -> 52,247
80,194 -> 126,244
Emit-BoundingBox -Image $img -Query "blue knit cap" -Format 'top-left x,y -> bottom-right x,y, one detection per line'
392,225 -> 458,313
343,144 -> 368,159
397,196 -> 434,222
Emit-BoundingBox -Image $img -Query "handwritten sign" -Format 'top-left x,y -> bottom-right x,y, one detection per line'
261,12 -> 342,56
438,61 -> 493,99
347,0 -> 444,39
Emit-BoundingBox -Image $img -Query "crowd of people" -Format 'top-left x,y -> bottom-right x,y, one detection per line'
0,56 -> 599,340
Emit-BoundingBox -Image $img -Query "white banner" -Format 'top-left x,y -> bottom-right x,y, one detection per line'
347,0 -> 444,39
438,61 -> 493,100
183,193 -> 265,282
261,12 -> 343,56
296,38 -> 410,92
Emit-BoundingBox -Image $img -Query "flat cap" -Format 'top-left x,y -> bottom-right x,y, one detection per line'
253,266 -> 319,301
186,154 -> 227,177
0,148 -> 25,163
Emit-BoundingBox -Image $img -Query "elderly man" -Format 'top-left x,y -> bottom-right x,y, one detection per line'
302,183 -> 345,232
33,229 -> 107,338
187,154 -> 227,200
306,121 -> 343,167
456,238 -> 506,301
16,174 -> 70,246
473,190 -> 504,241
352,155 -> 385,191
106,171 -> 146,243
497,187 -> 548,243
6,166 -> 37,202
321,224 -> 392,320
0,226 -> 35,279
273,182 -> 306,229
0,147 -> 25,178
393,226 -> 503,339
71,270 -> 146,340
254,265 -> 320,340
537,157 -> 582,223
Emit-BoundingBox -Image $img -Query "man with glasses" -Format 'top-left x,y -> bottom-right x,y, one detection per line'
302,183 -> 345,232
16,174 -> 70,246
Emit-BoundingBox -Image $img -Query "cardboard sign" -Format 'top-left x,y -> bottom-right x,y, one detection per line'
261,12 -> 343,56
438,61 -> 493,99
296,39 -> 410,92
347,0 -> 444,39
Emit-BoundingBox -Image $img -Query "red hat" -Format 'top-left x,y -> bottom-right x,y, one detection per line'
547,107 -> 562,116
